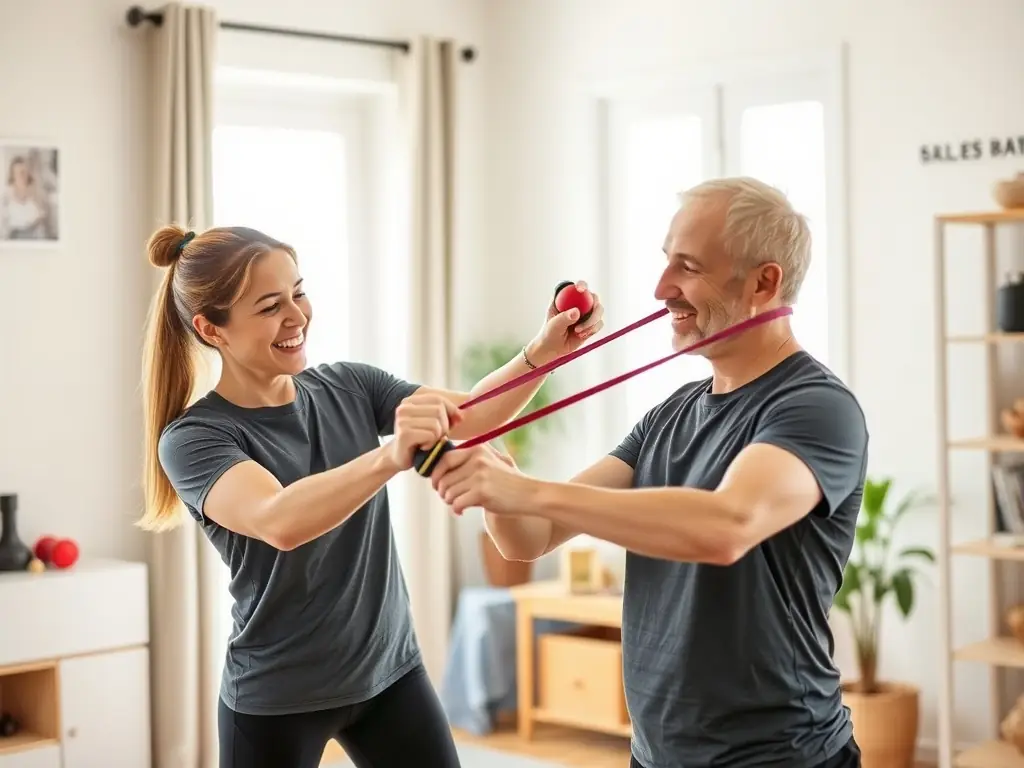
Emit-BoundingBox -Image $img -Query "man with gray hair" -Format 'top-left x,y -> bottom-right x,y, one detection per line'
431,176 -> 868,767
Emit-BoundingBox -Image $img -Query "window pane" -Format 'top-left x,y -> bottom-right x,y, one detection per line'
738,100 -> 829,365
621,115 -> 712,427
212,125 -> 350,368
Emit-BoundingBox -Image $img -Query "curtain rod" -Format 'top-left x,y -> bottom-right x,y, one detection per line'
124,6 -> 476,62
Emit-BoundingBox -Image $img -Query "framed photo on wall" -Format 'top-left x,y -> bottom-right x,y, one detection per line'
0,140 -> 60,247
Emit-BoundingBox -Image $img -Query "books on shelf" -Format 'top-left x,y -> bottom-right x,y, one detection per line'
993,462 -> 1024,536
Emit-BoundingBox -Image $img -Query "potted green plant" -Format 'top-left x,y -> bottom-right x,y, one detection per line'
834,477 -> 934,768
459,340 -> 562,587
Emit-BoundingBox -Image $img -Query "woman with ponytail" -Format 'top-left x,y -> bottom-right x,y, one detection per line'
139,224 -> 605,768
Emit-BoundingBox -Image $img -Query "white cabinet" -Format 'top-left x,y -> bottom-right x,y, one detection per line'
59,648 -> 151,768
0,559 -> 150,768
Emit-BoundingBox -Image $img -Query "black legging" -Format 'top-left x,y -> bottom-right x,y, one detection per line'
629,735 -> 862,768
218,664 -> 461,768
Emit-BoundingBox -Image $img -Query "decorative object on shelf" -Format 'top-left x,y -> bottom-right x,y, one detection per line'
0,493 -> 32,572
0,711 -> 18,737
0,139 -> 60,247
1000,695 -> 1024,755
1008,605 -> 1024,645
1000,398 -> 1024,437
993,171 -> 1024,209
559,546 -> 604,594
997,272 -> 1024,333
460,340 -> 562,588
834,477 -> 935,768
30,534 -> 80,571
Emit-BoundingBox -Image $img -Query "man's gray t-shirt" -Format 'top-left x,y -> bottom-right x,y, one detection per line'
158,361 -> 422,716
610,351 -> 868,768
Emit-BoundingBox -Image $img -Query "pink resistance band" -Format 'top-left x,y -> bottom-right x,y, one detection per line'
412,303 -> 794,476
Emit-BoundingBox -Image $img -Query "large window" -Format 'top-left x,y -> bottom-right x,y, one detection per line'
600,54 -> 847,438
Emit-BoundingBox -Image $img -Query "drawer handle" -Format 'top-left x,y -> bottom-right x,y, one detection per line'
573,679 -> 584,689
68,727 -> 78,738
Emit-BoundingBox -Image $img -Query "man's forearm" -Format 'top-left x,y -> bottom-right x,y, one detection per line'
450,340 -> 556,440
528,480 -> 751,565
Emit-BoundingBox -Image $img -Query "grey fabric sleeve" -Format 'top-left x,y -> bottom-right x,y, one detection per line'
752,383 -> 869,517
336,362 -> 422,436
158,418 -> 251,524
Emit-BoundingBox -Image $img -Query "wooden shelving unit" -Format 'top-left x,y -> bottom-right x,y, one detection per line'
935,208 -> 1024,768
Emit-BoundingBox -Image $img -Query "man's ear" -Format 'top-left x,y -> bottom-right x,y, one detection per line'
192,315 -> 224,347
752,262 -> 784,307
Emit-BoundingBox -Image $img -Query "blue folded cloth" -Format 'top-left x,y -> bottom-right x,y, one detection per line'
440,586 -> 580,735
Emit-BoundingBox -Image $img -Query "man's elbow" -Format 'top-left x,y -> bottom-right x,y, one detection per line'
703,496 -> 757,566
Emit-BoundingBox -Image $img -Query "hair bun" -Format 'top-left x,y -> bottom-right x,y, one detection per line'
147,225 -> 190,268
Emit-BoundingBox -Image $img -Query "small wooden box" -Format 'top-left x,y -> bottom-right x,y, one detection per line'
537,626 -> 628,728
560,547 -> 603,594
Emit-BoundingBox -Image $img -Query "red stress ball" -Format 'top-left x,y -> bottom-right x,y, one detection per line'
51,539 -> 79,569
33,535 -> 57,563
553,280 -> 595,325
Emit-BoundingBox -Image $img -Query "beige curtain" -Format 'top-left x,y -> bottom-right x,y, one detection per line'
145,4 -> 221,767
397,36 -> 460,684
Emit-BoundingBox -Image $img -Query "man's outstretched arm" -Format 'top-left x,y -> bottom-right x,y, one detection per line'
482,455 -> 635,561
432,383 -> 867,566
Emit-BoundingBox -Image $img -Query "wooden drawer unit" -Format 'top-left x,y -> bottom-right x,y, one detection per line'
537,625 -> 629,731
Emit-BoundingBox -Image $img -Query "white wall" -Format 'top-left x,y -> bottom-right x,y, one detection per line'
475,0 -> 1024,757
0,0 -> 151,562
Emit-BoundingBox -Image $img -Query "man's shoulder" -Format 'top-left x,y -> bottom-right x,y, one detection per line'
762,352 -> 865,421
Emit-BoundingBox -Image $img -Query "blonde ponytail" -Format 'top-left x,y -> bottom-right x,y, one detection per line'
138,232 -> 196,531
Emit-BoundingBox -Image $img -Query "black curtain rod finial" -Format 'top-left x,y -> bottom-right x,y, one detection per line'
126,5 -> 161,28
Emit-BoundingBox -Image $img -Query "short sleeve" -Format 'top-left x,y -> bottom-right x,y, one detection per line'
343,362 -> 421,436
158,418 -> 251,524
752,383 -> 869,517
609,408 -> 655,469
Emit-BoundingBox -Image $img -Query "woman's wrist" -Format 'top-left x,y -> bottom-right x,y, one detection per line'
524,336 -> 559,368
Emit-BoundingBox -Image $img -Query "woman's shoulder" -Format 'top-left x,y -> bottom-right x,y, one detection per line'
160,397 -> 243,447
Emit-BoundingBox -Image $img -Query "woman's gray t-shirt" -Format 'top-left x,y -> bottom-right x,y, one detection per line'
158,361 -> 422,716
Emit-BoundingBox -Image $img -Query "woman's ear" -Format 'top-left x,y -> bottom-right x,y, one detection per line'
192,315 -> 224,347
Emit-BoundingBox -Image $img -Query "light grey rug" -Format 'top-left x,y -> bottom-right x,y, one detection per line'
333,743 -> 563,767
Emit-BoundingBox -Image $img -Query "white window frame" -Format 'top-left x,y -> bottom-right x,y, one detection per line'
588,45 -> 850,440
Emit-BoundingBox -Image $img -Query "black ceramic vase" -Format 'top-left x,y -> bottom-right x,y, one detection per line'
0,494 -> 32,572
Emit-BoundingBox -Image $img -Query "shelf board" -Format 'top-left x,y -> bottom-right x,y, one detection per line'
948,436 -> 1024,451
948,332 -> 1024,343
938,209 -> 1024,224
954,538 -> 1024,560
954,636 -> 1024,667
0,731 -> 58,756
955,740 -> 1024,768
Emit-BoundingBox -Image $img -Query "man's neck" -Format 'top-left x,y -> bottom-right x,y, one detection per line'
707,322 -> 801,395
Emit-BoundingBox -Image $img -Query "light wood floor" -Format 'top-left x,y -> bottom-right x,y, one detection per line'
453,722 -> 632,767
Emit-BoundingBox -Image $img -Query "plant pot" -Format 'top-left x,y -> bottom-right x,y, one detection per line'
841,681 -> 919,768
480,531 -> 532,588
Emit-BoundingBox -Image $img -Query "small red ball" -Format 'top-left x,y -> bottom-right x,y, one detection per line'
34,535 -> 57,563
51,539 -> 79,569
554,281 -> 595,322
